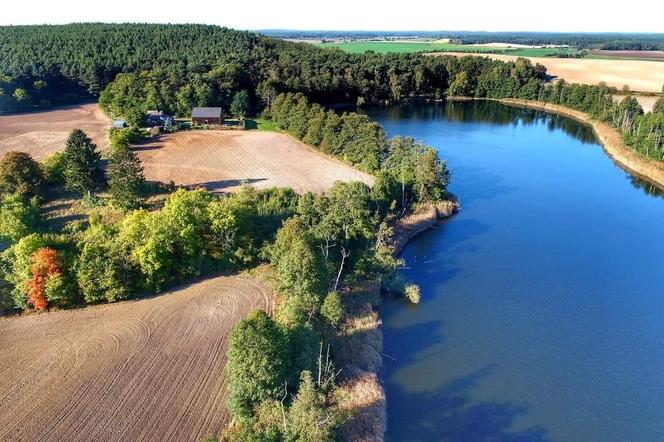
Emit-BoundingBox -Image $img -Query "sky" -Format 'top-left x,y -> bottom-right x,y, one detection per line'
1,0 -> 663,33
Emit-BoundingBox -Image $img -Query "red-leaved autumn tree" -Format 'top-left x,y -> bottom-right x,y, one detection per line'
26,247 -> 62,311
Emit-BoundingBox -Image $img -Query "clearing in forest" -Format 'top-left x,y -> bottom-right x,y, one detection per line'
0,103 -> 111,160
136,130 -> 375,194
0,276 -> 272,442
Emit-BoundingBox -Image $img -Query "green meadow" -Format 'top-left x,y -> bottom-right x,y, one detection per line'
318,41 -> 583,57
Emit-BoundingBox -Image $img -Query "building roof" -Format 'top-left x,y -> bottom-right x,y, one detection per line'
191,107 -> 222,119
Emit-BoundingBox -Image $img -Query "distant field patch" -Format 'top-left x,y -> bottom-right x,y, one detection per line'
0,103 -> 110,160
589,50 -> 664,61
427,52 -> 664,93
319,41 -> 582,57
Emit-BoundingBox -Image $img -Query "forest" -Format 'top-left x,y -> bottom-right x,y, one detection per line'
0,23 -> 550,114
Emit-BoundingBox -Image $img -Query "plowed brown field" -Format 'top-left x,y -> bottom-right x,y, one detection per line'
136,130 -> 374,193
0,104 -> 111,160
0,276 -> 272,442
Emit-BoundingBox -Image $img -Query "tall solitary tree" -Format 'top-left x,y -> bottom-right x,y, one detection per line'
107,142 -> 145,210
62,129 -> 103,196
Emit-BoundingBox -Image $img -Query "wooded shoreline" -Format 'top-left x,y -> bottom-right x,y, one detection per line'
494,98 -> 664,191
341,200 -> 459,441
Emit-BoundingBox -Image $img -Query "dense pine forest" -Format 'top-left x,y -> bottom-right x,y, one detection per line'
0,23 -> 550,114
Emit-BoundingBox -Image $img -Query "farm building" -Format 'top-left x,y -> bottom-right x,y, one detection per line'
191,107 -> 223,125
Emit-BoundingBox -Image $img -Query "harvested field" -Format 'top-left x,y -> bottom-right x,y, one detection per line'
136,130 -> 374,193
427,52 -> 664,93
0,103 -> 110,160
0,276 -> 272,442
613,94 -> 661,113
590,50 -> 664,61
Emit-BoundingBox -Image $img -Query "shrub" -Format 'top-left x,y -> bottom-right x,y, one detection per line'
405,283 -> 421,304
81,194 -> 105,208
0,151 -> 44,197
0,194 -> 40,242
41,152 -> 66,184
109,126 -> 144,146
321,291 -> 344,327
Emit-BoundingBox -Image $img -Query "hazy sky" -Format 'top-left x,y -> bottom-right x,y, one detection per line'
1,0 -> 662,32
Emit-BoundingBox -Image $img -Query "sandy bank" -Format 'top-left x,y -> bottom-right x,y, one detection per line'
393,200 -> 460,254
335,199 -> 459,442
494,98 -> 664,190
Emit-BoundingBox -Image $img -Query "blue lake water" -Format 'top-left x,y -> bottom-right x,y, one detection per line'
366,101 -> 664,441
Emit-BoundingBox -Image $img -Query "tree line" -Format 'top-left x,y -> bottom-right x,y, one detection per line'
534,81 -> 664,161
1,23 -> 550,115
262,30 -> 664,51
269,92 -> 450,208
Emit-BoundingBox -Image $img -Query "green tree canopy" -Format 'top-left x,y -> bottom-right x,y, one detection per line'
62,129 -> 103,196
0,151 -> 44,198
270,217 -> 328,297
0,194 -> 40,242
230,90 -> 250,118
107,141 -> 145,211
226,310 -> 291,419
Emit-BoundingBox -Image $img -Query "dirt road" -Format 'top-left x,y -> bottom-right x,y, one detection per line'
0,276 -> 271,441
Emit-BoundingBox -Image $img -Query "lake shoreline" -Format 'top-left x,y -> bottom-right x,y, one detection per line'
492,98 -> 664,191
335,200 -> 459,441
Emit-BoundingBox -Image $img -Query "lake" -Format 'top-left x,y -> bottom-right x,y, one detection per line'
366,101 -> 664,441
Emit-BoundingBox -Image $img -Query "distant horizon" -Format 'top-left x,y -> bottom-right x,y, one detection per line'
258,29 -> 664,36
2,23 -> 663,36
1,0 -> 662,33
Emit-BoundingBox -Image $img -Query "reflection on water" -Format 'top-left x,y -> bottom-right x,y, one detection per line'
369,101 -> 664,442
368,101 -> 662,197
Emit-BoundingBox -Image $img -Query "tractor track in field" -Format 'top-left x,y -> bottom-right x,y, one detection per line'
0,276 -> 272,442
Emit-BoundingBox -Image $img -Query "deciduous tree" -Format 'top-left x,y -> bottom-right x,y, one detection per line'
226,310 -> 291,419
0,151 -> 44,198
